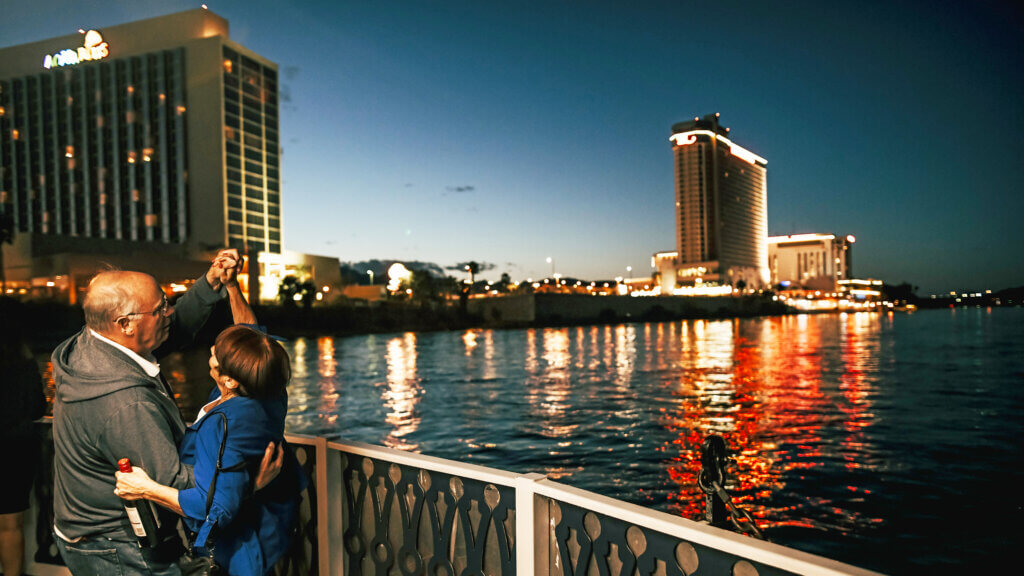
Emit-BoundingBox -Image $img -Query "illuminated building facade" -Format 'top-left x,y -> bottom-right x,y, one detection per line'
669,114 -> 768,289
0,9 -> 281,300
768,233 -> 855,291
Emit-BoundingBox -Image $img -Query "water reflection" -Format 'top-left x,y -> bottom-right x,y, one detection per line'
315,337 -> 341,426
657,314 -> 889,536
536,329 -> 576,443
382,332 -> 421,450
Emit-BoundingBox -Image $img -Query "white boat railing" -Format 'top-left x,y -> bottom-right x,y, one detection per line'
289,434 -> 882,576
28,426 -> 883,575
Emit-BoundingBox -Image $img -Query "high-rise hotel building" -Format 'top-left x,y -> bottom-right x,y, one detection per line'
0,8 -> 281,298
666,114 -> 768,291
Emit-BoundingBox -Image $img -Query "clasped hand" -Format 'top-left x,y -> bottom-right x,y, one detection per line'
205,248 -> 243,291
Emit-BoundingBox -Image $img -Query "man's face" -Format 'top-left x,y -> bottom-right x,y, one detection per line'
124,278 -> 173,355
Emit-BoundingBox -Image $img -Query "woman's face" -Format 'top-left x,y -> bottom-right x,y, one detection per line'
209,345 -> 237,399
209,345 -> 220,381
209,346 -> 230,398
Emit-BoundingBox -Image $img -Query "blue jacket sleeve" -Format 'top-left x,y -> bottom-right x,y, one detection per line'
178,407 -> 269,548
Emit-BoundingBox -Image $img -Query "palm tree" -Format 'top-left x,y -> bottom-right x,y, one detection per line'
464,261 -> 480,286
278,275 -> 317,308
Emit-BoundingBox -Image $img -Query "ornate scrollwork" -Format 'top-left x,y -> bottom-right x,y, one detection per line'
340,454 -> 516,575
549,498 -> 796,576
270,441 -> 320,575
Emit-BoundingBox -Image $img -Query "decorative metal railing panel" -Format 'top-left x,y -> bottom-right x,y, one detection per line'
336,447 -> 517,576
545,496 -> 798,576
272,435 -> 321,576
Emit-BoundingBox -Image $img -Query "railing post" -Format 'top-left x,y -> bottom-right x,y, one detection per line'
515,472 -> 548,575
319,438 -> 345,576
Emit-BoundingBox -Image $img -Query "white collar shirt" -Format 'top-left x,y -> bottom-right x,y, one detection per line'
88,328 -> 162,378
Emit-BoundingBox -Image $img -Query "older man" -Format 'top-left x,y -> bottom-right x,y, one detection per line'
51,251 -> 276,575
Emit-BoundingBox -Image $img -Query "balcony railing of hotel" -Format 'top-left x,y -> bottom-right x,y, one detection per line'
26,423 -> 880,576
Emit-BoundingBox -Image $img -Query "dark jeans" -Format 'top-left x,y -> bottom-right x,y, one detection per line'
54,531 -> 182,576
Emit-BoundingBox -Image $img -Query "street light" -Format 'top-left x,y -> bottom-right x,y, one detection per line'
367,270 -> 374,285
546,256 -> 555,278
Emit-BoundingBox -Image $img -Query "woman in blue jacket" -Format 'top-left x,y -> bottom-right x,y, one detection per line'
115,325 -> 305,575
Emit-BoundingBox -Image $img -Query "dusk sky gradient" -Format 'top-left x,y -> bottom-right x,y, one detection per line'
4,0 -> 1022,294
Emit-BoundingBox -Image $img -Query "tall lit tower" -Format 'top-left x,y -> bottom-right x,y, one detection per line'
669,114 -> 768,289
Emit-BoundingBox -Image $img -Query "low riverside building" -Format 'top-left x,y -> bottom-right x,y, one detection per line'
768,233 -> 855,292
467,292 -> 784,325
0,8 -> 295,302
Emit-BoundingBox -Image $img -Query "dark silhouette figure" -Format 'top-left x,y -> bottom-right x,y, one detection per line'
0,298 -> 47,576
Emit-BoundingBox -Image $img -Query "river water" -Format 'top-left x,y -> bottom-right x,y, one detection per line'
165,308 -> 1023,574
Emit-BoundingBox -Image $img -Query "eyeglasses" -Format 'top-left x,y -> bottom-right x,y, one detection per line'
124,295 -> 170,318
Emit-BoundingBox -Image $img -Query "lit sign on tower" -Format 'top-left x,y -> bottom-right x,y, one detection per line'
42,30 -> 109,69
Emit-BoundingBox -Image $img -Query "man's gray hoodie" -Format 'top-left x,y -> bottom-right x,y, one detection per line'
51,276 -> 222,540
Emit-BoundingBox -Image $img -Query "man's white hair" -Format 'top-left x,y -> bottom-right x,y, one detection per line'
82,270 -> 147,330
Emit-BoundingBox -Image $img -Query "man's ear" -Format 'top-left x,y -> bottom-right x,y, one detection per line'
116,317 -> 135,336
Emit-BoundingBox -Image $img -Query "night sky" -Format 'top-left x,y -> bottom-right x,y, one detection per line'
3,1 -> 1022,294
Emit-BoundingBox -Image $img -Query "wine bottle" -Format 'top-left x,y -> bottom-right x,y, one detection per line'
117,458 -> 161,547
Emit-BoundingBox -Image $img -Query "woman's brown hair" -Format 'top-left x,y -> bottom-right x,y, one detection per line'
214,325 -> 290,399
